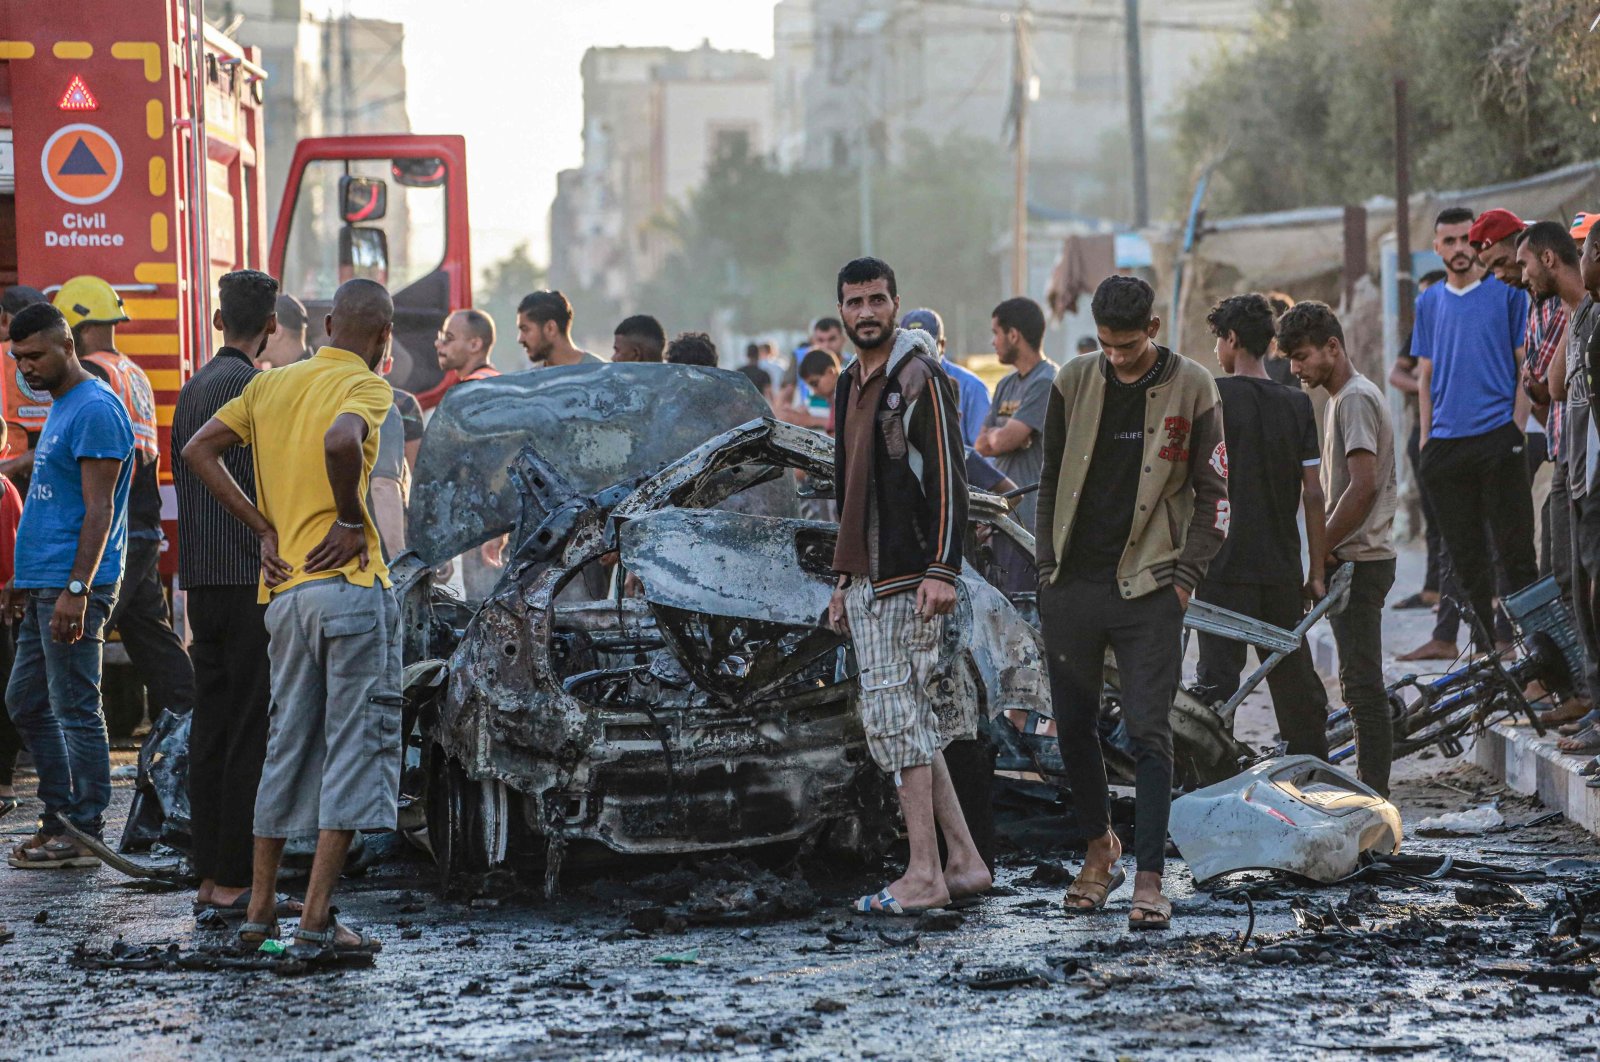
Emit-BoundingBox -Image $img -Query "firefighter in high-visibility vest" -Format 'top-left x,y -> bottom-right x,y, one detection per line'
53,276 -> 195,718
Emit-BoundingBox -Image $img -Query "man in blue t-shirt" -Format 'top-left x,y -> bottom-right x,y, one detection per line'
901,308 -> 991,446
1414,206 -> 1538,653
3,303 -> 133,865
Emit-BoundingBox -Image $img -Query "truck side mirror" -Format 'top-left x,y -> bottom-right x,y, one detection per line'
390,156 -> 446,188
339,226 -> 389,284
339,175 -> 388,223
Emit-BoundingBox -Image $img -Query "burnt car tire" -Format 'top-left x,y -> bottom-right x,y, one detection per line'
426,747 -> 490,888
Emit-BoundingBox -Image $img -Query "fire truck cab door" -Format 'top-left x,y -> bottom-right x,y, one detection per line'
268,135 -> 470,397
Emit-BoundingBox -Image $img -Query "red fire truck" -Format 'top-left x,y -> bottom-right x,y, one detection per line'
1,1 -> 471,730
0,0 -> 471,466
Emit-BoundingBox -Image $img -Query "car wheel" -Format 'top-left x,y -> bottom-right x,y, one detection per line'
425,746 -> 491,889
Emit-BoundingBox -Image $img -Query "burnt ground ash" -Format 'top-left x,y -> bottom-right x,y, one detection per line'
2,759 -> 1598,1061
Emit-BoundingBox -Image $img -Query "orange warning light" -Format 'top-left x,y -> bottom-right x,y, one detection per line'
58,75 -> 99,112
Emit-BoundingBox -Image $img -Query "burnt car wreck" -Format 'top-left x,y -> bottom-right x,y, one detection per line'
403,369 -> 1053,887
399,365 -> 1297,891
117,364 -> 1556,895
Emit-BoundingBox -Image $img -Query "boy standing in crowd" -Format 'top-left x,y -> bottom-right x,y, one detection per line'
1035,276 -> 1228,929
1280,302 -> 1399,795
1196,294 -> 1329,755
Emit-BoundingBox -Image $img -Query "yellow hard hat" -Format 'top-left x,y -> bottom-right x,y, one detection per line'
53,275 -> 129,328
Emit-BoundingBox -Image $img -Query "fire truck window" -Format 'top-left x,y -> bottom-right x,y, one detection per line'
281,158 -> 445,306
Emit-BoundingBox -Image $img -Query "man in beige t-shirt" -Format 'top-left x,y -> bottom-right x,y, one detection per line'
1279,301 -> 1399,795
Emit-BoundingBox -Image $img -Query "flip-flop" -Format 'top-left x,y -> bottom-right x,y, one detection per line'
1580,757 -> 1600,778
854,889 -> 927,917
193,889 -> 303,921
1128,896 -> 1173,930
0,796 -> 19,820
7,837 -> 99,869
1063,865 -> 1126,913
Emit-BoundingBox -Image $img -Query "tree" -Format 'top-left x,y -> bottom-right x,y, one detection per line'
638,135 -> 1008,355
1172,0 -> 1600,219
477,242 -> 545,370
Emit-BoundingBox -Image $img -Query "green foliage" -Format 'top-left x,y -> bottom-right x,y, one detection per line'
476,242 -> 545,370
1174,0 -> 1600,218
639,134 -> 1008,353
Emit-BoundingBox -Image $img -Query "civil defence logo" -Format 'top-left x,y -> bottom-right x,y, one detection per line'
41,123 -> 123,205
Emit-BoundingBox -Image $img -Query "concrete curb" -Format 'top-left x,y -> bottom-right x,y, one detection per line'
1472,720 -> 1600,837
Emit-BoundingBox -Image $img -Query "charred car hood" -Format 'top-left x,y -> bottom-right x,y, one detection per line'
621,508 -> 835,627
409,363 -> 777,564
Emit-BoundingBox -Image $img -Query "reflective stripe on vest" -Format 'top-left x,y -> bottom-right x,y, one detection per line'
85,351 -> 160,460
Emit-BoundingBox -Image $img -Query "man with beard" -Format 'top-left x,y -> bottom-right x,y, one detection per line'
825,256 -> 990,914
976,297 -> 1057,593
516,291 -> 601,368
4,303 -> 133,867
1415,207 -> 1536,654
1540,217 -> 1600,756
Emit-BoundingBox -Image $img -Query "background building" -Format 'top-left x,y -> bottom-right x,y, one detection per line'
549,43 -> 772,304
772,0 -> 1253,221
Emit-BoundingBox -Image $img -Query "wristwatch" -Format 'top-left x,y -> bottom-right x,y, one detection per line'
66,580 -> 90,597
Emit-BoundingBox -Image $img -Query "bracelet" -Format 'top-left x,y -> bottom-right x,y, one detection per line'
334,518 -> 364,531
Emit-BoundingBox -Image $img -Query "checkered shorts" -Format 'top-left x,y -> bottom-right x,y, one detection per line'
845,580 -> 944,773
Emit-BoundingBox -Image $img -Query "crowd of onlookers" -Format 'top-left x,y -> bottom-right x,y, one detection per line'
3,199 -> 1599,947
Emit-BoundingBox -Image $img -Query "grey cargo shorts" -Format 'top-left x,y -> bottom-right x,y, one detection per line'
254,577 -> 403,837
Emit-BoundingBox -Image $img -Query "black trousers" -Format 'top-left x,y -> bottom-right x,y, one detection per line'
186,586 -> 272,888
1571,490 -> 1600,704
110,537 -> 197,714
0,625 -> 18,787
1193,580 -> 1330,759
1039,576 -> 1182,875
1419,423 -> 1539,651
1329,558 -> 1397,795
1408,420 -> 1443,595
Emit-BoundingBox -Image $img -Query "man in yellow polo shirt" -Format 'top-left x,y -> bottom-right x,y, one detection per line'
181,278 -> 398,959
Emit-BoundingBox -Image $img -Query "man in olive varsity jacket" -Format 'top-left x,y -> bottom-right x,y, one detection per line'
826,256 -> 991,915
1035,276 -> 1228,930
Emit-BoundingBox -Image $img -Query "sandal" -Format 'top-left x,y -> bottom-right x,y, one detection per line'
238,921 -> 280,946
1063,864 -> 1126,912
1128,896 -> 1173,930
854,889 -> 928,917
0,796 -> 18,820
8,836 -> 99,869
292,918 -> 383,956
194,889 -> 304,921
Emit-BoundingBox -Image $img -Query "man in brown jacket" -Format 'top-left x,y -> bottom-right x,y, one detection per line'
1035,276 -> 1228,930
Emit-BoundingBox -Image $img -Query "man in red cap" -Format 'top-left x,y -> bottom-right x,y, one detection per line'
1471,208 -> 1528,289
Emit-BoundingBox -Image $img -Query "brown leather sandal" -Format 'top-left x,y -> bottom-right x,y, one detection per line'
1128,896 -> 1173,930
1062,865 -> 1126,912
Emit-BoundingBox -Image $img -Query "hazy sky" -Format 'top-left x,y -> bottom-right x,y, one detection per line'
346,0 -> 777,276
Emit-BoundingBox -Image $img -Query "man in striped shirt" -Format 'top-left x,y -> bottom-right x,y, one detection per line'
172,270 -> 298,921
826,257 -> 990,915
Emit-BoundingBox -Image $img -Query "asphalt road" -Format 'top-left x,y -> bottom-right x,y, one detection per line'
2,751 -> 1597,1061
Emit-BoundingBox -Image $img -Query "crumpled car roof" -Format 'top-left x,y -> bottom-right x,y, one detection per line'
408,363 -> 777,565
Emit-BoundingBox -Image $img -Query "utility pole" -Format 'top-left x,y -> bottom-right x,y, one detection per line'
1394,77 -> 1413,340
1011,4 -> 1032,295
859,122 -> 874,255
340,0 -> 353,135
1123,0 -> 1149,228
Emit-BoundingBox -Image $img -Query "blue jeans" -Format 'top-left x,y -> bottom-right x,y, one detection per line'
5,585 -> 119,837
